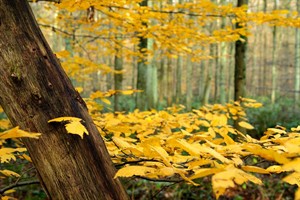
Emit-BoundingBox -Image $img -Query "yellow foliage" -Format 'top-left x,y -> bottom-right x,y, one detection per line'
0,170 -> 20,177
238,121 -> 254,130
0,127 -> 41,140
93,98 -> 300,197
48,117 -> 89,139
114,166 -> 157,178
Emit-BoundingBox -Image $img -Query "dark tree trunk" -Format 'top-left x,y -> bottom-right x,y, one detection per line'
234,0 -> 248,133
234,0 -> 248,101
0,1 -> 128,199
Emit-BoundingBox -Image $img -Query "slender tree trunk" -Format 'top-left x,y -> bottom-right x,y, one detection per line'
214,44 -> 219,102
136,0 -> 148,110
202,45 -> 213,104
186,56 -> 193,110
176,55 -> 183,104
219,8 -> 227,104
146,38 -> 158,109
234,0 -> 248,100
234,0 -> 248,133
158,57 -> 165,105
0,1 -> 128,199
227,43 -> 234,101
295,0 -> 300,102
167,55 -> 173,107
271,1 -> 278,104
114,44 -> 123,111
262,0 -> 268,96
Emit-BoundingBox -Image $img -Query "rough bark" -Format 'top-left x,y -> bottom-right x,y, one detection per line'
0,1 -> 128,199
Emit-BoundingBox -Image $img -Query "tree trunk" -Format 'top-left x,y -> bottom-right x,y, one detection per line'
219,7 -> 227,104
146,38 -> 158,109
295,0 -> 300,102
175,55 -> 182,104
186,56 -> 193,110
136,0 -> 148,110
114,46 -> 123,111
271,1 -> 278,104
234,0 -> 248,101
0,1 -> 128,199
234,0 -> 248,133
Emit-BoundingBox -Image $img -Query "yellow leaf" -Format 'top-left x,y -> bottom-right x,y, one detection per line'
0,169 -> 20,177
0,148 -> 27,163
3,189 -> 16,194
266,165 -> 283,173
296,188 -> 300,200
212,166 -> 262,198
267,128 -> 286,134
291,126 -> 300,132
90,91 -> 104,99
189,168 -> 223,180
198,145 -> 231,164
55,50 -> 70,58
1,196 -> 17,200
187,159 -> 213,170
120,90 -> 134,95
0,127 -> 41,139
283,172 -> 300,187
20,154 -> 32,162
243,144 -> 290,164
241,166 -> 269,174
0,119 -> 11,129
167,138 -> 199,156
238,121 -> 254,129
101,98 -> 111,105
150,145 -> 172,167
282,158 -> 300,172
112,137 -> 133,149
158,167 -> 175,177
114,166 -> 156,178
48,117 -> 88,139
75,87 -> 83,93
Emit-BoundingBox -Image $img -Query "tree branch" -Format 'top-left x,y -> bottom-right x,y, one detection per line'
0,180 -> 40,195
135,176 -> 183,183
38,24 -> 133,40
28,0 -> 61,3
114,159 -> 162,168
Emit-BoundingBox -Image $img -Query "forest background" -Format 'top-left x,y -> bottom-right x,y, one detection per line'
32,0 -> 300,134
2,0 -> 300,199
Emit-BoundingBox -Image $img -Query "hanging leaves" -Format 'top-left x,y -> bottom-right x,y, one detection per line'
0,127 -> 41,140
48,117 -> 89,139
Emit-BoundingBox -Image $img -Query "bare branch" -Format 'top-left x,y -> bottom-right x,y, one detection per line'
135,176 -> 183,183
114,159 -> 162,168
0,180 -> 40,195
28,0 -> 61,3
38,23 -> 133,40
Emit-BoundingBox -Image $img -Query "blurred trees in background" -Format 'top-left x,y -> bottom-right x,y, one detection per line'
31,0 -> 300,112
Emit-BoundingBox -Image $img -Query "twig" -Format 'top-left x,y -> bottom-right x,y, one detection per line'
0,180 -> 40,195
114,159 -> 161,168
135,175 -> 183,183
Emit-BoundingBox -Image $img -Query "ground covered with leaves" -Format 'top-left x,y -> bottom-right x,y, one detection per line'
1,98 -> 300,199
